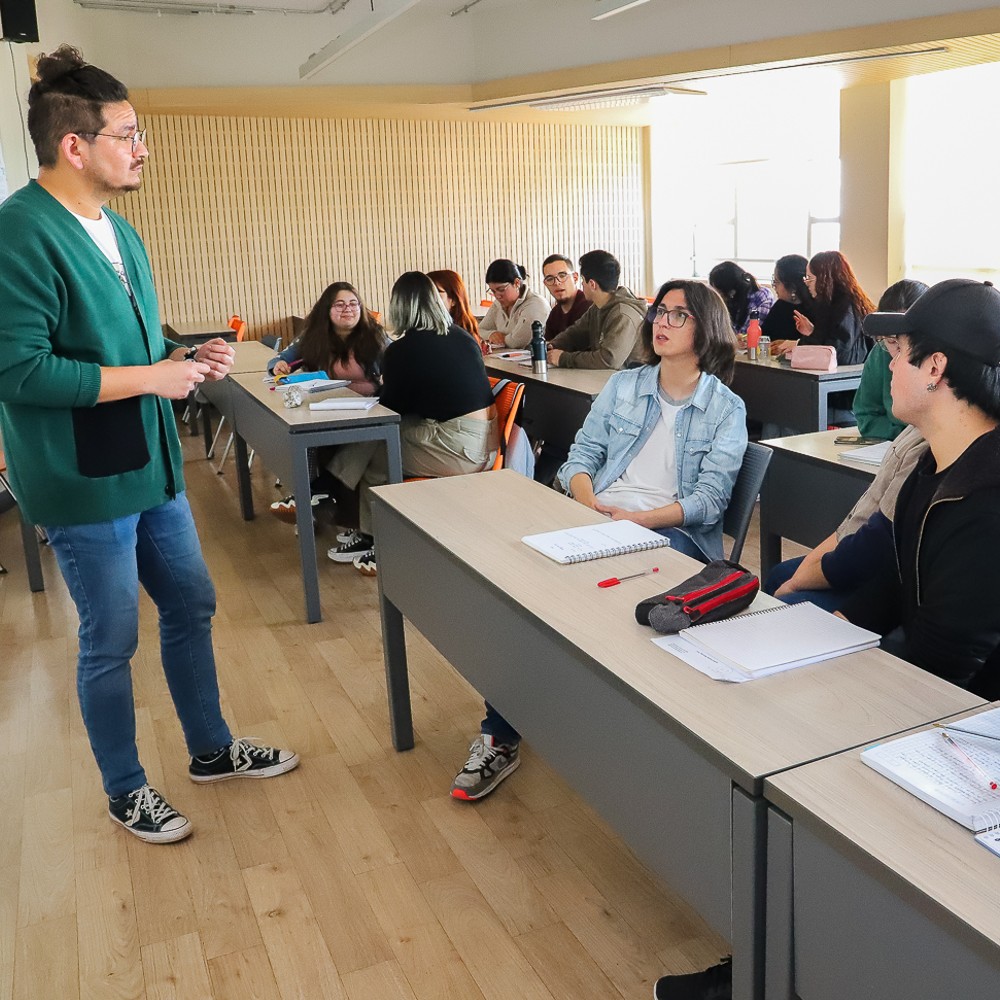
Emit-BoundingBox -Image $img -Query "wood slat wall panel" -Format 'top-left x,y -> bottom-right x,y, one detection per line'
113,115 -> 645,343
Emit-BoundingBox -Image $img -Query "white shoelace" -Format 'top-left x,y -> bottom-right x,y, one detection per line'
229,737 -> 274,771
126,785 -> 175,826
464,738 -> 499,770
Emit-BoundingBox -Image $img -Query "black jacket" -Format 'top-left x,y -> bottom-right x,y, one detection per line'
809,295 -> 870,366
841,426 -> 1000,698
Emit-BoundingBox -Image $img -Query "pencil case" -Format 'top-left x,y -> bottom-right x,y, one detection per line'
790,344 -> 837,371
635,559 -> 759,634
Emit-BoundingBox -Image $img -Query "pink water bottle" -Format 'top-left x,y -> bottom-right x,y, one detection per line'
746,310 -> 761,360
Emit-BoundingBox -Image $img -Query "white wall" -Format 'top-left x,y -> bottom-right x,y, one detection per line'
0,42 -> 37,198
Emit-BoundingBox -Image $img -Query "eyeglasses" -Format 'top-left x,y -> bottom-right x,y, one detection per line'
543,271 -> 573,286
82,128 -> 147,154
651,306 -> 693,328
331,300 -> 361,311
880,335 -> 903,357
803,273 -> 817,284
487,283 -> 511,297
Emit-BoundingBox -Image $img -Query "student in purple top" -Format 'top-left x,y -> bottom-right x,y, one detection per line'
541,253 -> 590,340
708,261 -> 775,335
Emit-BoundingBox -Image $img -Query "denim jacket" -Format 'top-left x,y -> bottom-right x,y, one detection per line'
557,364 -> 748,560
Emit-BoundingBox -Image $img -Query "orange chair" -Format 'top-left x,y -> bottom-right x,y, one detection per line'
234,320 -> 248,342
487,376 -> 525,471
228,314 -> 242,331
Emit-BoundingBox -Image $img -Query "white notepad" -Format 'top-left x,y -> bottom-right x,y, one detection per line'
862,708 -> 1000,835
521,519 -> 669,564
309,397 -> 379,411
839,440 -> 891,466
654,601 -> 880,680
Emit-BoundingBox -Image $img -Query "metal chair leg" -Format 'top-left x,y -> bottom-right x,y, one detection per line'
208,414 -> 227,460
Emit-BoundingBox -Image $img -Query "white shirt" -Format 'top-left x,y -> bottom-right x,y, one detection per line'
596,389 -> 685,511
72,209 -> 132,295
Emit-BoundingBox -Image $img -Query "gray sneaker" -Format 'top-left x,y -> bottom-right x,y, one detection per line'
450,735 -> 520,801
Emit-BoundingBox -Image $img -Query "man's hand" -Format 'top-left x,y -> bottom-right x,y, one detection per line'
547,348 -> 563,367
192,337 -> 235,380
149,359 -> 211,399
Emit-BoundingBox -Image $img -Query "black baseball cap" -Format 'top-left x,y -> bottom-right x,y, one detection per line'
863,278 -> 1000,365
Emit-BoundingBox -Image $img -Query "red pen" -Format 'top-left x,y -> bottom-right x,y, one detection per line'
598,567 -> 659,589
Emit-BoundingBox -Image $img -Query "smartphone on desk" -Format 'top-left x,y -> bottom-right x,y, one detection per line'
834,435 -> 884,446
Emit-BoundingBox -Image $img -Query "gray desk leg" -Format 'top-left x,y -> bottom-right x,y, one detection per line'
814,386 -> 827,434
235,433 -> 254,521
291,448 -> 322,624
758,480 -> 782,581
385,426 -> 403,483
379,586 -> 413,751
764,807 -> 795,1000
732,787 -> 766,1000
20,513 -> 44,593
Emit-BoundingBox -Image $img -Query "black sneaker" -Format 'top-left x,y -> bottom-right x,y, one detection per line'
327,530 -> 374,563
108,784 -> 192,844
353,549 -> 377,576
189,737 -> 300,783
653,957 -> 732,1000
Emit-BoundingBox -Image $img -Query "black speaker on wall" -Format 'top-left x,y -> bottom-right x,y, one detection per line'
0,0 -> 39,43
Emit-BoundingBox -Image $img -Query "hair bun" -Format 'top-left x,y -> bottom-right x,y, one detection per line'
35,45 -> 87,86
517,264 -> 528,279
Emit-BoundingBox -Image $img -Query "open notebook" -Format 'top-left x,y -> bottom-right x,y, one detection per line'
653,601 -> 880,682
862,708 -> 1000,857
522,519 -> 669,565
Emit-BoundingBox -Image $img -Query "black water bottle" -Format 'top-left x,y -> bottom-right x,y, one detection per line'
530,321 -> 547,375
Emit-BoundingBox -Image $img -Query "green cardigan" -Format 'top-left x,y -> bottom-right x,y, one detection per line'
0,181 -> 185,526
852,344 -> 906,441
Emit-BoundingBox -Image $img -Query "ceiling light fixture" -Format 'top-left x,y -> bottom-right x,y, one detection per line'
592,0 -> 651,21
471,83 -> 704,113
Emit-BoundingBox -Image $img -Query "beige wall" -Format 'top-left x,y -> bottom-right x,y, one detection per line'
839,80 -> 908,299
111,114 -> 645,342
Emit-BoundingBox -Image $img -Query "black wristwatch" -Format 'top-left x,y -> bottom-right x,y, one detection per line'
182,346 -> 198,361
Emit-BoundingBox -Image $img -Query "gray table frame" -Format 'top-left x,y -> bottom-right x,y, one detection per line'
731,358 -> 863,435
759,439 -> 874,579
372,492 -> 761,993
224,378 -> 402,623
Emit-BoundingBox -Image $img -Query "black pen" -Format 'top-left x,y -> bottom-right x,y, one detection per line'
933,722 -> 1000,744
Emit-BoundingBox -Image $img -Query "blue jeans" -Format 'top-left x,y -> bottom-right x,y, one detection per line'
656,526 -> 709,563
481,702 -> 520,746
46,494 -> 231,797
763,556 -> 849,614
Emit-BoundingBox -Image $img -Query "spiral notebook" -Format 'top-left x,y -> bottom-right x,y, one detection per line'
653,601 -> 880,681
862,709 -> 1000,856
521,520 -> 669,564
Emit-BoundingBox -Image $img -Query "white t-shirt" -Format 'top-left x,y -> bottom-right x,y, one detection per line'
72,209 -> 133,296
596,389 -> 688,511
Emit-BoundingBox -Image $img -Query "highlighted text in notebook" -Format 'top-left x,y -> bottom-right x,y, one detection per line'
940,730 -> 999,790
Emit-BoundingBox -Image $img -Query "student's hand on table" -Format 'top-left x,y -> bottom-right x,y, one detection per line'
774,579 -> 798,598
272,360 -> 291,377
793,311 -> 814,336
152,358 -> 211,399
194,337 -> 236,380
547,348 -> 563,367
769,339 -> 792,356
488,332 -> 506,346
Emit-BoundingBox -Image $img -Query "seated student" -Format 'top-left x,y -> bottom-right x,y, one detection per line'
547,249 -> 646,369
708,261 -> 775,335
427,268 -> 487,355
782,250 -> 873,366
449,281 -> 747,807
478,259 -> 549,349
326,271 -> 498,575
853,279 -> 928,440
268,282 -> 389,521
762,254 -> 814,352
541,253 -> 590,340
838,279 -> 1000,699
765,423 -> 928,610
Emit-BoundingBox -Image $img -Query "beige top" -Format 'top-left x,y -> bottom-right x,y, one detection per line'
478,287 -> 550,349
836,424 -> 929,539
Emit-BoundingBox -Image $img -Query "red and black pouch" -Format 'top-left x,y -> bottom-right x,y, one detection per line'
635,559 -> 760,635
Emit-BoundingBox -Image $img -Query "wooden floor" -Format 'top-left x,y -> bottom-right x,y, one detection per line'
0,426 -> 772,1000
